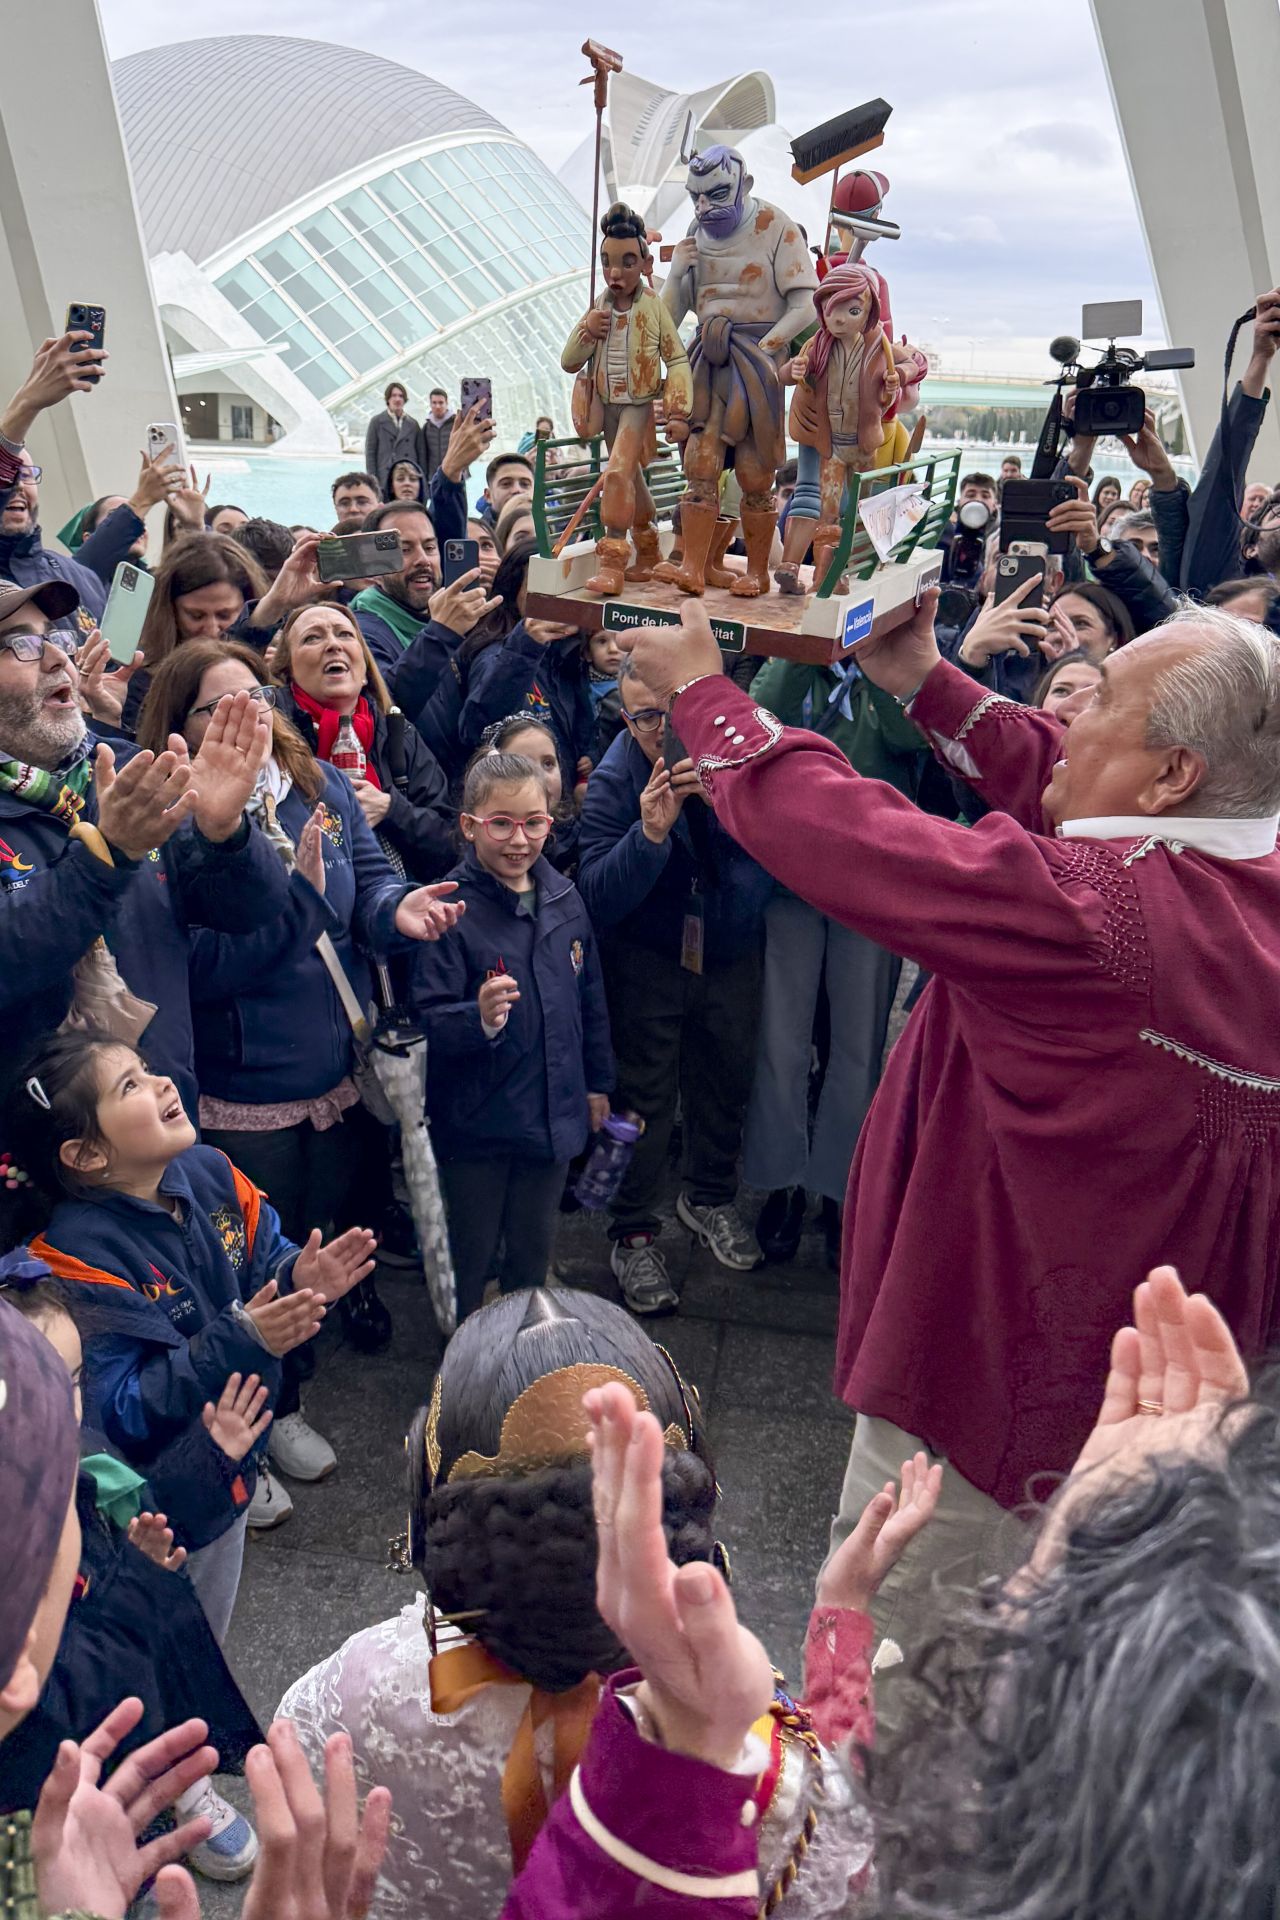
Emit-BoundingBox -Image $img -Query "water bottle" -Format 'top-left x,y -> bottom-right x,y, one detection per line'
331,717 -> 366,782
574,1112 -> 643,1210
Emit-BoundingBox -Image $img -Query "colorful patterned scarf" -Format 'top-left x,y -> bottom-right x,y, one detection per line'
0,749 -> 93,827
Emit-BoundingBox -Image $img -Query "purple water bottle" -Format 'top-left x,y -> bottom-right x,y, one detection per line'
575,1112 -> 643,1210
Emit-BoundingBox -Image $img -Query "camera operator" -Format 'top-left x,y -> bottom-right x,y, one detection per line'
1145,289 -> 1280,597
939,473 -> 998,588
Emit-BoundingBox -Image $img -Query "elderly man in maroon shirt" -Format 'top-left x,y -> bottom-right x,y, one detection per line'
621,588 -> 1280,1714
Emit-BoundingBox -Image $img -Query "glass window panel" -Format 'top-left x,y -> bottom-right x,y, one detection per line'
428,148 -> 471,188
373,172 -> 416,214
427,281 -> 469,326
396,200 -> 445,247
484,253 -> 528,295
217,261 -> 271,309
257,234 -> 310,281
240,289 -> 297,335
297,210 -> 350,255
330,238 -> 384,285
379,305 -> 428,350
336,188 -> 384,233
334,330 -> 384,375
452,264 -> 500,307
294,355 -> 348,400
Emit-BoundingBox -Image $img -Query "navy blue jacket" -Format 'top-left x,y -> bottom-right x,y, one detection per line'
189,764 -> 409,1103
76,504 -> 147,587
0,1465 -> 261,1812
577,730 -> 773,966
0,523 -> 106,621
356,608 -> 465,715
274,687 -> 455,881
410,849 -> 613,1163
461,625 -> 596,792
33,1145 -> 297,1547
0,754 -> 292,1113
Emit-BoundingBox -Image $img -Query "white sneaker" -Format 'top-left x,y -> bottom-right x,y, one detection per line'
178,1779 -> 259,1883
269,1410 -> 337,1481
246,1466 -> 293,1531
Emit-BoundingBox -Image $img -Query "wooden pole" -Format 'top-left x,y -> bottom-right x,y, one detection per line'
579,41 -> 623,308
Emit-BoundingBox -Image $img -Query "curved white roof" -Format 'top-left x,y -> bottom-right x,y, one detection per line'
113,36 -> 505,267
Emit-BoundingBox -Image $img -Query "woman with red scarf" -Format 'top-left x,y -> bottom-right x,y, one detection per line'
272,603 -> 454,883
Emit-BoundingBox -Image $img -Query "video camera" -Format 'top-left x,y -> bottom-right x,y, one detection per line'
1051,300 -> 1194,439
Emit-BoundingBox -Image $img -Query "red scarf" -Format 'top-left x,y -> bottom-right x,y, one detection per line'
289,685 -> 381,790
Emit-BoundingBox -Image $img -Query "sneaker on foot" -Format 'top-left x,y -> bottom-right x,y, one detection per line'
269,1410 -> 337,1482
610,1234 -> 679,1315
676,1195 -> 762,1271
246,1466 -> 293,1532
179,1781 -> 259,1883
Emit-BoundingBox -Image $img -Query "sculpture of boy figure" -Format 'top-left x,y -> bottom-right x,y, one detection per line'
562,203 -> 692,597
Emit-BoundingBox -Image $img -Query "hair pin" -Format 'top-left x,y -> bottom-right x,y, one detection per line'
24,1077 -> 50,1111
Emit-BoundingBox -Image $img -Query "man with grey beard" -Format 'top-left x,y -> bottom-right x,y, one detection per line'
0,577 -> 297,1110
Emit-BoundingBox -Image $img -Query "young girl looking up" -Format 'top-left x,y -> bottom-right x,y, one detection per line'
410,752 -> 614,1319
7,1029 -> 375,1646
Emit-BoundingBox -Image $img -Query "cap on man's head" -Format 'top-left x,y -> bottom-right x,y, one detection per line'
0,577 -> 80,626
0,1292 -> 79,1691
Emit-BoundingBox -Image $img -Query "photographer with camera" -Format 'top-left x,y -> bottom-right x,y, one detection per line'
1146,289 -> 1280,599
939,473 -> 998,589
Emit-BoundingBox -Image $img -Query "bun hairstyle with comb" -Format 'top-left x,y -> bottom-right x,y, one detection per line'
599,202 -> 649,256
407,1288 -> 717,1691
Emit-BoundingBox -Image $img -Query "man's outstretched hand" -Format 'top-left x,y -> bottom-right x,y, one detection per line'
615,599 -> 724,706
851,585 -> 943,702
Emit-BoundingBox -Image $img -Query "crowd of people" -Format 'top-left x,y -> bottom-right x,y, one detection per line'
3,254 -> 1280,1920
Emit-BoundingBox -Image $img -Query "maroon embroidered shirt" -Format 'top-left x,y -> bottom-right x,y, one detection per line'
675,664 -> 1280,1510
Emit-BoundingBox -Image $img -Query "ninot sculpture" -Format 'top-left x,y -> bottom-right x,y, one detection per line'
561,203 -> 692,597
781,262 -> 900,595
656,140 -> 817,598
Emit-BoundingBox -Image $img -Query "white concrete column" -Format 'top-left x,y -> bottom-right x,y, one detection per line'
0,0 -> 179,538
1090,0 -> 1280,474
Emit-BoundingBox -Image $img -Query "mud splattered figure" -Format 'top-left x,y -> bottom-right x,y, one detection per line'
561,202 -> 692,597
656,143 -> 817,598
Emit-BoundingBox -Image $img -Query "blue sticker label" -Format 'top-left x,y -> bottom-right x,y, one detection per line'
841,598 -> 875,651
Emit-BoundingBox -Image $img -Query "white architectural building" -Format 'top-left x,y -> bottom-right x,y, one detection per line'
112,37 -> 595,454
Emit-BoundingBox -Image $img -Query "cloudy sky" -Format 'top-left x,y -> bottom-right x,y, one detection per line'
99,0 -> 1161,374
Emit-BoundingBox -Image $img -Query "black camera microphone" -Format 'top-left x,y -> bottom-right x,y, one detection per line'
1049,334 -> 1081,365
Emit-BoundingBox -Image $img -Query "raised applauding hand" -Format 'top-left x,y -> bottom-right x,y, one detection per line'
95,742 -> 196,861
203,1371 -> 274,1461
243,1278 -> 325,1357
816,1452 -> 943,1614
155,1724 -> 392,1920
292,1226 -> 378,1304
30,1701 -> 216,1920
126,1511 -> 188,1573
181,685 -> 274,842
587,1380 -> 774,1771
1030,1266 -> 1249,1576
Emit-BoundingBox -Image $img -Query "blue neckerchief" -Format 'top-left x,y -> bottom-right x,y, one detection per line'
826,658 -> 864,725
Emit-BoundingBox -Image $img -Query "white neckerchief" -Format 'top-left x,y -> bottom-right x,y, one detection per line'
1059,814 -> 1280,860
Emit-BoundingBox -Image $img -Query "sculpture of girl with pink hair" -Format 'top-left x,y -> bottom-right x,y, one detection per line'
779,262 -> 900,594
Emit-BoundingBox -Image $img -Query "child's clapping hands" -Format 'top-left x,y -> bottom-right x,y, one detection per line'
202,1371 -> 274,1463
126,1512 -> 188,1573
